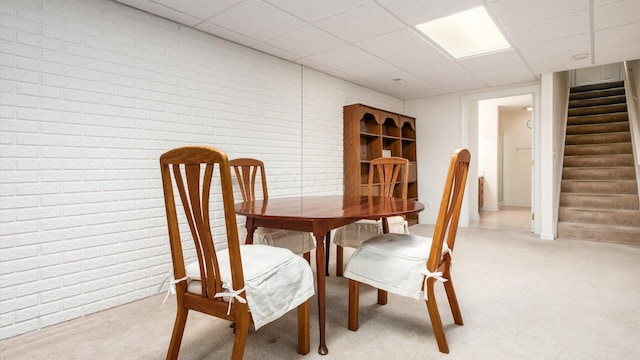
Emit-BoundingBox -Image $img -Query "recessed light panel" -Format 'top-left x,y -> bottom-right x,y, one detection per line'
416,6 -> 511,59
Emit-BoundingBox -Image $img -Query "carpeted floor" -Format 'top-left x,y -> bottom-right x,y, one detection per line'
1,208 -> 639,359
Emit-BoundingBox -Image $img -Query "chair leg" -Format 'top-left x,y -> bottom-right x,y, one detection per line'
297,300 -> 310,354
166,307 -> 188,360
348,280 -> 359,331
424,279 -> 449,354
230,305 -> 250,360
443,269 -> 464,325
377,289 -> 387,305
336,245 -> 344,277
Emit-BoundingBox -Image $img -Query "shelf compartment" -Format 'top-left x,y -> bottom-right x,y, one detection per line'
402,140 -> 416,161
401,118 -> 416,139
408,161 -> 417,182
359,163 -> 370,186
383,137 -> 402,157
382,113 -> 401,137
407,182 -> 418,200
359,112 -> 381,135
359,135 -> 381,162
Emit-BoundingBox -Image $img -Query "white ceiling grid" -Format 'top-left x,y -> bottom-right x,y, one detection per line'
115,0 -> 640,99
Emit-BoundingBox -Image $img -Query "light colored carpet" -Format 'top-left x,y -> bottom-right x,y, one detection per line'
2,211 -> 639,359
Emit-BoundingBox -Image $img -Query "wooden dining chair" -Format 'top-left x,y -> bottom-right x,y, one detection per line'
229,158 -> 316,262
160,146 -> 314,360
343,148 -> 471,354
333,156 -> 410,276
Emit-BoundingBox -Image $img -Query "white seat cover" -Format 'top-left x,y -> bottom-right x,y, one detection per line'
333,216 -> 408,248
237,225 -> 315,255
185,244 -> 315,329
344,233 -> 448,300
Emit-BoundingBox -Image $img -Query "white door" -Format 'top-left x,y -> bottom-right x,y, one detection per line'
574,63 -> 623,86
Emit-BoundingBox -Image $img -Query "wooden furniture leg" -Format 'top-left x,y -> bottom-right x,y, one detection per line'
297,300 -> 310,354
348,280 -> 359,331
314,234 -> 328,355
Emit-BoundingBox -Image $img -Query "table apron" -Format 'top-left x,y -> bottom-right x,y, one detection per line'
249,217 -> 360,237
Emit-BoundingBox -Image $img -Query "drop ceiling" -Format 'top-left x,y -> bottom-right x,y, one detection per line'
114,0 -> 640,100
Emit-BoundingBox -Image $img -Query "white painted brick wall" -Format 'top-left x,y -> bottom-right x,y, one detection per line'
0,0 -> 403,340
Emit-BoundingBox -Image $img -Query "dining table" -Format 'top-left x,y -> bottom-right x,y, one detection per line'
235,195 -> 425,355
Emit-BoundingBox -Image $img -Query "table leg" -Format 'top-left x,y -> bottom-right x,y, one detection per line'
245,218 -> 256,245
314,234 -> 328,355
324,231 -> 330,276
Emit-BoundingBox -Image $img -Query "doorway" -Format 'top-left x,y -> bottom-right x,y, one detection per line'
461,85 -> 540,233
477,94 -> 533,231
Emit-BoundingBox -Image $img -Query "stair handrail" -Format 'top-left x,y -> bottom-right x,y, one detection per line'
623,60 -> 640,198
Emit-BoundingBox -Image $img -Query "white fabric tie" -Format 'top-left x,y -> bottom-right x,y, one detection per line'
420,268 -> 447,300
214,286 -> 247,315
161,275 -> 189,305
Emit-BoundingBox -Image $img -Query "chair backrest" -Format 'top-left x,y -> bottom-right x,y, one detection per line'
427,148 -> 470,272
368,156 -> 409,199
229,158 -> 268,202
160,146 -> 245,302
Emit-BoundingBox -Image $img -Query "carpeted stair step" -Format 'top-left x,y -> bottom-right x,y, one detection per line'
564,142 -> 632,156
559,80 -> 638,245
568,103 -> 627,116
560,193 -> 639,210
570,81 -> 625,93
563,154 -> 634,167
562,166 -> 636,180
558,207 -> 640,227
569,87 -> 625,100
565,131 -> 631,145
567,113 -> 628,126
569,95 -> 627,108
561,179 -> 638,194
557,221 -> 640,245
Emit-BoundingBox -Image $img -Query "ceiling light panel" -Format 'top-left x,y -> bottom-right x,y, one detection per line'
416,6 -> 511,59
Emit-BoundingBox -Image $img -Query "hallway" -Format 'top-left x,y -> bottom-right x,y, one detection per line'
475,206 -> 531,231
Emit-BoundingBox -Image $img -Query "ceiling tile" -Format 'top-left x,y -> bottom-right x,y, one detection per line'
263,25 -> 346,58
151,0 -> 244,23
409,61 -> 468,82
302,45 -> 379,70
117,0 -> 201,26
458,49 -> 523,70
339,59 -> 399,79
474,62 -> 536,80
252,42 -> 300,61
207,0 -> 306,42
314,2 -> 405,42
355,28 -> 437,58
594,0 -> 640,30
383,48 -> 451,70
442,80 -> 488,94
265,0 -> 370,22
489,0 -> 588,28
594,22 -> 640,63
507,11 -> 590,46
421,72 -> 479,87
195,21 -> 259,47
519,33 -> 592,71
376,0 -> 482,26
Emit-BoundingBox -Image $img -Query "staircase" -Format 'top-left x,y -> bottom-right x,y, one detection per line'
557,80 -> 640,244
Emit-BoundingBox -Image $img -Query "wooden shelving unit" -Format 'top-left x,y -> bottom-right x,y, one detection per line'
343,103 -> 419,225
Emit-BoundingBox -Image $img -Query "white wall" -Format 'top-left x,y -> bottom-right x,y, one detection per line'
539,71 -> 570,240
0,0 -> 403,339
500,109 -> 532,207
478,99 -> 500,211
407,83 -> 543,231
405,94 -> 463,225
